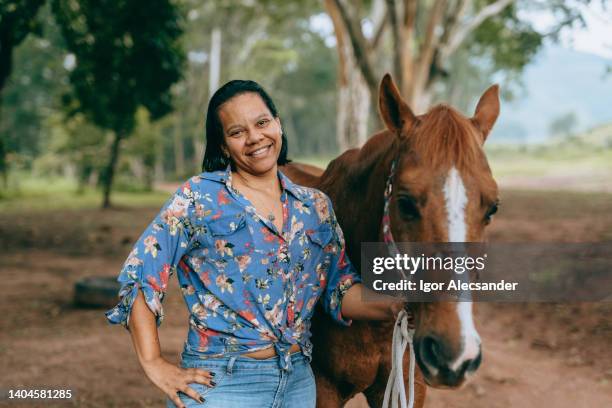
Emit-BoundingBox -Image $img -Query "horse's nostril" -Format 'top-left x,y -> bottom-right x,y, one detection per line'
421,335 -> 446,368
466,350 -> 482,373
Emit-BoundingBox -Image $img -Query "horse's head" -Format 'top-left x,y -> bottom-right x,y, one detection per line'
379,74 -> 500,388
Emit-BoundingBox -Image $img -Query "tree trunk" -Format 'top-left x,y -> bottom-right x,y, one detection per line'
399,0 -> 418,99
1,29 -> 14,190
0,135 -> 7,190
0,103 -> 7,190
0,32 -> 15,94
101,131 -> 124,209
173,117 -> 185,177
77,161 -> 93,195
334,61 -> 370,151
154,137 -> 165,181
325,0 -> 371,151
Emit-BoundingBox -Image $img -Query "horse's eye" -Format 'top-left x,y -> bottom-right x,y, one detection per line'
484,202 -> 499,224
397,195 -> 420,220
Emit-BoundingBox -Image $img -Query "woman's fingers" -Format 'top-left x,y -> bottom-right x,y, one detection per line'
192,374 -> 216,387
185,368 -> 216,386
168,391 -> 186,408
179,384 -> 205,404
166,367 -> 216,406
187,367 -> 215,379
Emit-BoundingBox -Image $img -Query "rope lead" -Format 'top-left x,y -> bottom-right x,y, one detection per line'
382,309 -> 415,408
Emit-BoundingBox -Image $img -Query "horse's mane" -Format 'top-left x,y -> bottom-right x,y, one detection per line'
410,105 -> 484,171
318,130 -> 397,193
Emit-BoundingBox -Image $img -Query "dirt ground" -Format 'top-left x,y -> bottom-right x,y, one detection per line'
1,189 -> 611,407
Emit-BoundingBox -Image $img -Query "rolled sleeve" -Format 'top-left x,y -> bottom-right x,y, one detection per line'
321,197 -> 362,326
104,181 -> 194,331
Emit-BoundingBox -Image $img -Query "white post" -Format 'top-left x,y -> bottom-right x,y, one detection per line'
209,27 -> 221,97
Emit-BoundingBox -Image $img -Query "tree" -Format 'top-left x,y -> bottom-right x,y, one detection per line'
51,0 -> 184,207
326,0 -> 588,148
0,0 -> 46,187
549,111 -> 578,139
43,111 -> 108,192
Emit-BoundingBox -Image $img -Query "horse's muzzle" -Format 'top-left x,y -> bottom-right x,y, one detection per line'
415,334 -> 482,388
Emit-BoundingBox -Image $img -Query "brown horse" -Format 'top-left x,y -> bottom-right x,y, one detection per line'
282,74 -> 500,407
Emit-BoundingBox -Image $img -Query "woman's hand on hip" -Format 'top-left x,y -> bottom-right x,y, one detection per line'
141,356 -> 215,407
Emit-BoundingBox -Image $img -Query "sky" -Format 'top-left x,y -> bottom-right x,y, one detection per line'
525,1 -> 612,59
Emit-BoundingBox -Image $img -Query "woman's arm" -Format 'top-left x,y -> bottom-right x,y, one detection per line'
129,290 -> 215,408
128,289 -> 163,363
318,193 -> 405,323
341,283 -> 405,321
105,180 -> 215,407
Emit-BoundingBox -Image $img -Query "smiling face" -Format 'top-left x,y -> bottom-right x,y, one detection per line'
218,92 -> 283,176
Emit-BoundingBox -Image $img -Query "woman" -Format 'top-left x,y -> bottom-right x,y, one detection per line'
105,80 -> 403,408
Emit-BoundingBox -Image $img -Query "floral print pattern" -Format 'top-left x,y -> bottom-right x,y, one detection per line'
105,165 -> 361,370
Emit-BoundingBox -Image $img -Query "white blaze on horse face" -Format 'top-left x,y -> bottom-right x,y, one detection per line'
451,301 -> 481,372
443,167 -> 467,242
443,167 -> 481,373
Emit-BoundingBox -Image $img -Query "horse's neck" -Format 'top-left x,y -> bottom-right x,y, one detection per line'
318,131 -> 397,268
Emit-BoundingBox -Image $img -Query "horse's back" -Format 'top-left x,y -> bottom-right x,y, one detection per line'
280,162 -> 323,187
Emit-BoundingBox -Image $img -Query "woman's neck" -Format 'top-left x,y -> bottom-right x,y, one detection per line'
232,165 -> 280,195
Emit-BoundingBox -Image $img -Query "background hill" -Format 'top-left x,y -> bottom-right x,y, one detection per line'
494,44 -> 612,143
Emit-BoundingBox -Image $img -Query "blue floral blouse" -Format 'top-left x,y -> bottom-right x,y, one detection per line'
105,165 -> 361,370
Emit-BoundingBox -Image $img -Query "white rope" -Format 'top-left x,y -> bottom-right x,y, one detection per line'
382,309 -> 415,408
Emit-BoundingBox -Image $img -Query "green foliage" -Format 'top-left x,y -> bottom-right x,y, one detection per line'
51,0 -> 185,206
471,3 -> 543,73
441,0 -> 593,109
0,3 -> 67,183
0,0 -> 46,89
0,0 -> 46,185
51,0 -> 185,134
274,30 -> 338,156
120,108 -> 162,190
38,111 -> 108,189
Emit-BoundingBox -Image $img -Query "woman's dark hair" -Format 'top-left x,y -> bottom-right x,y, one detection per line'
202,79 -> 290,172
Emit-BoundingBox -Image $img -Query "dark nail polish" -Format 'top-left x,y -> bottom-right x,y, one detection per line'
210,372 -> 216,377
210,381 -> 216,387
199,396 -> 205,403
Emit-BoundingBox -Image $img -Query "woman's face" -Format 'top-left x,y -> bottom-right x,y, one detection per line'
218,92 -> 282,176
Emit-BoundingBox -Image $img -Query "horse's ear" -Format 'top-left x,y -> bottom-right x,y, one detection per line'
379,73 -> 416,136
472,84 -> 500,142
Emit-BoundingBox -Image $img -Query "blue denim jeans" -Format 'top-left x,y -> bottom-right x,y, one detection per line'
165,352 -> 316,408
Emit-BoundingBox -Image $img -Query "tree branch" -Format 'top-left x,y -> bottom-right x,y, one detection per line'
412,0 -> 447,106
439,0 -> 471,50
331,0 -> 378,98
441,0 -> 515,61
399,0 -> 418,97
324,0 -> 349,86
370,6 -> 388,49
385,0 -> 402,83
419,0 -> 447,61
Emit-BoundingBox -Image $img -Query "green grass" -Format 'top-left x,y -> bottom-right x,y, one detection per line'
485,144 -> 612,178
0,174 -> 169,213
